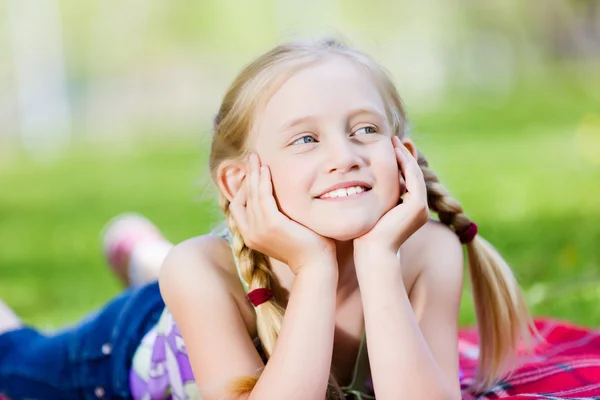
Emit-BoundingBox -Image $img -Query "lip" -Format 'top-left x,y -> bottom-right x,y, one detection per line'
314,180 -> 372,198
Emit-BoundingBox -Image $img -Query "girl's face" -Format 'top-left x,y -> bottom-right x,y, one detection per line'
251,56 -> 401,241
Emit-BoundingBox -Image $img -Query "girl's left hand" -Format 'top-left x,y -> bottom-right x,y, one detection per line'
353,136 -> 429,259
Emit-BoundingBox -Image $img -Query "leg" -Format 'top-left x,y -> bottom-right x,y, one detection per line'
0,282 -> 165,400
102,213 -> 174,287
0,327 -> 81,400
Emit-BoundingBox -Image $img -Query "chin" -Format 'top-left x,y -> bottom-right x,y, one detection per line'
312,219 -> 376,242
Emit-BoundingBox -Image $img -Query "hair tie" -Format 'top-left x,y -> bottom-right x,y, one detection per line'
457,222 -> 478,244
247,288 -> 274,307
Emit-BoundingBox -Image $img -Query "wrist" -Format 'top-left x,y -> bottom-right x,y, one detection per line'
293,256 -> 339,283
354,246 -> 398,266
354,249 -> 401,281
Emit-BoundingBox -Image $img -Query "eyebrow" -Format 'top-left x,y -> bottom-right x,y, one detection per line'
282,107 -> 386,131
283,115 -> 318,131
347,107 -> 386,122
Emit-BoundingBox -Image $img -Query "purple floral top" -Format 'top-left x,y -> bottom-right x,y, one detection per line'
129,227 -> 375,399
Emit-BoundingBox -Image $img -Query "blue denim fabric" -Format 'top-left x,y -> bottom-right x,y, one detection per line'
0,282 -> 164,400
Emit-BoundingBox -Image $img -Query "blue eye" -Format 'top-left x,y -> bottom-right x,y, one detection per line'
355,126 -> 377,135
292,135 -> 317,145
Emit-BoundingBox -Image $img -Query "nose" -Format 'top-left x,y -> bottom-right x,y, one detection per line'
322,135 -> 364,174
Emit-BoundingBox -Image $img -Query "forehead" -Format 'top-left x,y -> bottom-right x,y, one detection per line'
253,56 -> 386,135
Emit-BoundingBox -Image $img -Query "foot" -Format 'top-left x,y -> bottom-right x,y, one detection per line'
0,299 -> 22,334
102,213 -> 172,287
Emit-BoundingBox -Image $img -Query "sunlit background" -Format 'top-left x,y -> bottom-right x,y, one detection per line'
1,0 -> 599,329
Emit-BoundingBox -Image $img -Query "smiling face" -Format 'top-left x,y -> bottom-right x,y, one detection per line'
250,56 -> 401,241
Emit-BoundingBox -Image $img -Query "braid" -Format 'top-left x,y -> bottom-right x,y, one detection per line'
219,193 -> 345,399
417,151 -> 471,232
219,194 -> 285,358
416,151 -> 536,392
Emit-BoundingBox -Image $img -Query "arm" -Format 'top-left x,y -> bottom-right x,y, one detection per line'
160,236 -> 338,400
355,227 -> 463,400
250,262 -> 338,400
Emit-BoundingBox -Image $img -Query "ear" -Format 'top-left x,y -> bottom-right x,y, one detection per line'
216,158 -> 247,203
400,138 -> 418,159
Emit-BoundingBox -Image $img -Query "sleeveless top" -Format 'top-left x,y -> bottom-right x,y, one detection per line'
129,227 -> 375,400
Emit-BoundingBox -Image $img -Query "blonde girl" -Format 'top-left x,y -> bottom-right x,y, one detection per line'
0,37 -> 534,400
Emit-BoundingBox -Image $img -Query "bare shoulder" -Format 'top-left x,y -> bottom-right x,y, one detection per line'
160,234 -> 234,271
159,235 -> 230,309
158,235 -> 264,399
159,235 -> 228,291
400,219 -> 464,292
403,219 -> 462,263
159,234 -> 256,334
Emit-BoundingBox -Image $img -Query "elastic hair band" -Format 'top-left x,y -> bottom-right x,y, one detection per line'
457,222 -> 478,244
248,288 -> 274,307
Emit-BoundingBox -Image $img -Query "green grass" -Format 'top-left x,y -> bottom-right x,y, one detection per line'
1,82 -> 599,330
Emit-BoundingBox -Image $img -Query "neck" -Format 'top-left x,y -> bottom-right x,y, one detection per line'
270,240 -> 359,305
333,240 -> 360,301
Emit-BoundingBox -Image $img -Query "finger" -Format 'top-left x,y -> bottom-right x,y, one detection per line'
396,145 -> 419,192
391,135 -> 402,148
248,153 -> 263,222
246,153 -> 255,201
395,147 -> 410,200
398,142 -> 414,160
229,183 -> 250,237
396,146 -> 424,198
401,146 -> 427,200
395,146 -> 408,182
234,176 -> 248,207
398,170 -> 407,204
258,165 -> 283,223
241,154 -> 256,226
245,154 -> 258,228
399,171 -> 407,195
251,153 -> 262,195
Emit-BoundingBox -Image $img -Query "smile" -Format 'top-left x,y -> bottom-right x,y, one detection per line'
318,185 -> 371,200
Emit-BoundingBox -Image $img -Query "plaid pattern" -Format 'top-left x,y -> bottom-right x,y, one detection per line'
459,318 -> 600,399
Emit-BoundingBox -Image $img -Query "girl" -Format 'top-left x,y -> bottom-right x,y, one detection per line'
0,38 -> 535,400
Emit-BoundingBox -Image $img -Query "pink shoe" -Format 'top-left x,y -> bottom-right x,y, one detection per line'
101,213 -> 166,286
0,298 -> 22,334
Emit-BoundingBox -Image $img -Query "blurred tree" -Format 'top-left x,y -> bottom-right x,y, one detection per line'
528,0 -> 600,58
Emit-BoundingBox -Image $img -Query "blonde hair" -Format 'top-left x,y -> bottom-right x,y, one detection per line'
209,37 -> 535,398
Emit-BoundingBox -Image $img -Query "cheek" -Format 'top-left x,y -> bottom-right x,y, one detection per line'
269,162 -> 309,217
377,149 -> 401,209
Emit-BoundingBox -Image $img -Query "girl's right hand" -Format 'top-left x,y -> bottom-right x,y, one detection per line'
229,153 -> 337,276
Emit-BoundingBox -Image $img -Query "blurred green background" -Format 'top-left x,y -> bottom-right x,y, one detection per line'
0,0 -> 599,329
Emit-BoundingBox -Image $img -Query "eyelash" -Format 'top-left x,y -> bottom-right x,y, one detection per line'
291,126 -> 379,145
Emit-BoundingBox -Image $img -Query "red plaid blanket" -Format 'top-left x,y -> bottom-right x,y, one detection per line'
459,318 -> 600,399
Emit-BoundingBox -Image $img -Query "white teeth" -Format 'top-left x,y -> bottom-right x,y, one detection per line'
320,186 -> 367,198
